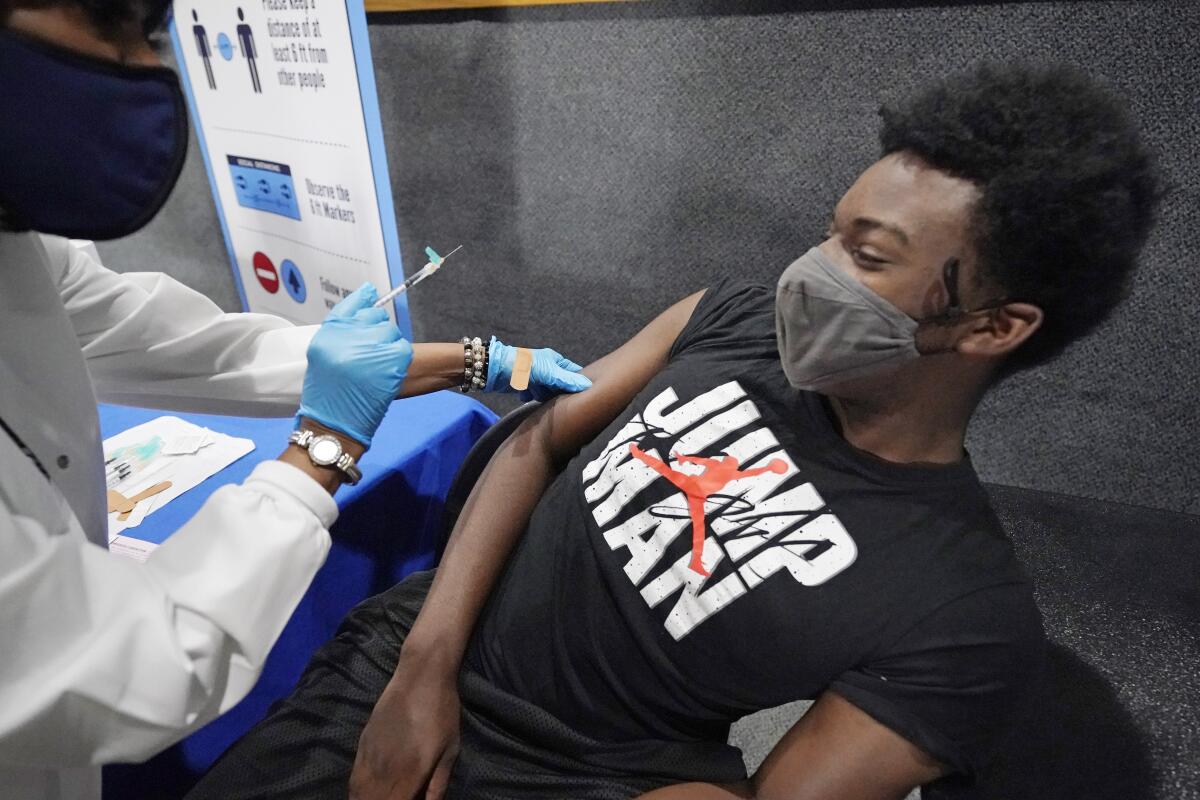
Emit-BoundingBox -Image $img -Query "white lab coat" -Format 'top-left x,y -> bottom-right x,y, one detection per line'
0,231 -> 335,800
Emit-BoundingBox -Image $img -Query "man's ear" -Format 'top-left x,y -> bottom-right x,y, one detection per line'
959,302 -> 1044,359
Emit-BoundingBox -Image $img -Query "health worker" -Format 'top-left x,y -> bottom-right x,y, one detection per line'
0,3 -> 591,799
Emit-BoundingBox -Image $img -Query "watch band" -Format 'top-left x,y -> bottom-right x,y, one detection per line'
288,429 -> 363,485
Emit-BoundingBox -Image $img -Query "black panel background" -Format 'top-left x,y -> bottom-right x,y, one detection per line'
98,0 -> 1200,513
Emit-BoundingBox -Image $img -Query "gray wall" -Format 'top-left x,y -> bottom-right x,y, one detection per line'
98,0 -> 1200,514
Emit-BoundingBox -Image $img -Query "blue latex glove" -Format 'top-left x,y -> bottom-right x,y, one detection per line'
485,336 -> 592,402
298,283 -> 413,446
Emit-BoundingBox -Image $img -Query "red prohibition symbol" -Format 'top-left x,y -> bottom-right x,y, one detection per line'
253,251 -> 279,294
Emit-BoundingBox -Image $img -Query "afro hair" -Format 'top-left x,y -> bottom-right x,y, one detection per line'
879,62 -> 1163,379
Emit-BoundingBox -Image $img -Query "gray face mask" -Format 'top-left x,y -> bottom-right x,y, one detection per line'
774,246 -> 999,391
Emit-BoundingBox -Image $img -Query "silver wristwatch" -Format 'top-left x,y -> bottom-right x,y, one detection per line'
288,429 -> 362,485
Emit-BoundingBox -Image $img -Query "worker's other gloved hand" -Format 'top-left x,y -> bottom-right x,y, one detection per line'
298,283 -> 413,446
485,336 -> 592,402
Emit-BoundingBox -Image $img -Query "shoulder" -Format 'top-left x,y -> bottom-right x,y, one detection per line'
670,278 -> 776,360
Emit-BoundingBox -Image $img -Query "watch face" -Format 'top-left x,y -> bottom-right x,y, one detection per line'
309,436 -> 341,466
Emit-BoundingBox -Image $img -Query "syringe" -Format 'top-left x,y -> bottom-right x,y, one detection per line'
373,244 -> 463,308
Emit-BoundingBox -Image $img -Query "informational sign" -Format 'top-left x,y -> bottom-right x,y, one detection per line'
169,0 -> 410,334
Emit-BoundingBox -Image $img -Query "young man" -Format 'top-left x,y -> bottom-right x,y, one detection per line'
187,63 -> 1161,800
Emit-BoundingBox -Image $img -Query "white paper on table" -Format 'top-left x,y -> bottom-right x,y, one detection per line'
119,495 -> 154,529
105,417 -> 255,545
108,536 -> 158,562
162,432 -> 215,456
120,484 -> 171,529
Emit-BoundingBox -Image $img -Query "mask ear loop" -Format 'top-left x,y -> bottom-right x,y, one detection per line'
916,257 -> 1017,355
915,258 -> 989,354
920,257 -> 1011,325
917,258 -> 965,328
944,257 -> 963,314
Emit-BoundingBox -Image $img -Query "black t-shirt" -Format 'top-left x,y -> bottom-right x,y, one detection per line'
464,279 -> 1045,786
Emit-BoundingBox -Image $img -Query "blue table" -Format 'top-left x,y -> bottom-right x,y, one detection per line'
99,392 -> 496,799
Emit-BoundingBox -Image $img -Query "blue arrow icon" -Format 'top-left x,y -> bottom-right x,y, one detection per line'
281,259 -> 306,304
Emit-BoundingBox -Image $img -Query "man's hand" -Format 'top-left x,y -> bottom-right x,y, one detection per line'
349,651 -> 461,800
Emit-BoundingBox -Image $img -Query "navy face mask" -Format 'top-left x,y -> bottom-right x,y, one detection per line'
0,28 -> 188,240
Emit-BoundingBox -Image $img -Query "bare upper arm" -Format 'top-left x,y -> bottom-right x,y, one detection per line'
519,289 -> 706,466
751,691 -> 946,800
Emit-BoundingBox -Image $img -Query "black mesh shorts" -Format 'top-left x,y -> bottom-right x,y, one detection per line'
185,570 -> 436,800
184,570 -> 735,800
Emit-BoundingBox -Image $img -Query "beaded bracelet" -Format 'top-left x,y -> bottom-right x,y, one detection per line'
460,336 -> 489,392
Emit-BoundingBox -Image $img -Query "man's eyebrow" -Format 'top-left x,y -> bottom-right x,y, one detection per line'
850,216 -> 911,246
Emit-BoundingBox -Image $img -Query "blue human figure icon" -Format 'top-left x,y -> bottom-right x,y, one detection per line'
191,9 -> 215,90
235,7 -> 261,94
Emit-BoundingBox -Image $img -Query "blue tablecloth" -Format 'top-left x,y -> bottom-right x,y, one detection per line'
98,392 -> 496,798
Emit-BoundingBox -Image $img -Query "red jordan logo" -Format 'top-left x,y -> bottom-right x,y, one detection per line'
629,445 -> 788,577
